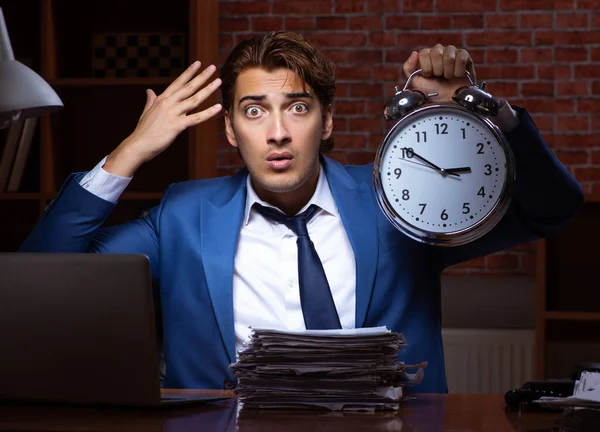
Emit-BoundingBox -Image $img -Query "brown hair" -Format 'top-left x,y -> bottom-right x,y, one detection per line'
220,31 -> 336,152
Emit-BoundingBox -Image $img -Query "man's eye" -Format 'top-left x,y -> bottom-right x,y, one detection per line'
291,103 -> 308,113
245,107 -> 263,117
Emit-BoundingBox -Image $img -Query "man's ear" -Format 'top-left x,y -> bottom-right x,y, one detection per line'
322,105 -> 333,141
224,111 -> 238,148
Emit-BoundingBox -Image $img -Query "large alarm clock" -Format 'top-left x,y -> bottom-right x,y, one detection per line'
373,69 -> 516,246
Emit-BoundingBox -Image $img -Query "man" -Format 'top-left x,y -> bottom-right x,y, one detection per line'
20,31 -> 583,392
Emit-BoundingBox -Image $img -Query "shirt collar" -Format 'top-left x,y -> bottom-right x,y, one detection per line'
243,164 -> 339,226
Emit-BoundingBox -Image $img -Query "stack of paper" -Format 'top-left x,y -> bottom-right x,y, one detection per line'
230,326 -> 426,411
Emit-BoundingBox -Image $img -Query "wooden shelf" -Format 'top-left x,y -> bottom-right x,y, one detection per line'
545,311 -> 600,322
49,78 -> 174,87
0,0 -> 219,252
0,193 -> 42,200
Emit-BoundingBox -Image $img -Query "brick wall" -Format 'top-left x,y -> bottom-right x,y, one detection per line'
216,0 -> 598,276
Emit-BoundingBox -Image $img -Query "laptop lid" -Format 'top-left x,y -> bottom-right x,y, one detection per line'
0,253 -> 165,406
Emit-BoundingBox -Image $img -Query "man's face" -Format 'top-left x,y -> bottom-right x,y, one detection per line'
225,67 -> 333,211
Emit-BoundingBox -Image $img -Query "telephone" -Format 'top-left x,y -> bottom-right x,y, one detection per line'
504,379 -> 575,411
505,363 -> 600,411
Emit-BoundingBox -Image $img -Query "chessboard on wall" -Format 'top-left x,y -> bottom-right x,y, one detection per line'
91,32 -> 185,78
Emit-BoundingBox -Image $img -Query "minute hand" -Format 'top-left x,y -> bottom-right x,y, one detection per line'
403,148 -> 459,177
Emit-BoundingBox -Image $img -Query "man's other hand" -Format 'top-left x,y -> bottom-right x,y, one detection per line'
402,44 -> 475,103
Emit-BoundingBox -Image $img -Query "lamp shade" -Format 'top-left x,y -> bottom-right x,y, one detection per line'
0,7 -> 63,129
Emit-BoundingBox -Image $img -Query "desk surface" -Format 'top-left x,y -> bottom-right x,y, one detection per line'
0,390 -> 566,432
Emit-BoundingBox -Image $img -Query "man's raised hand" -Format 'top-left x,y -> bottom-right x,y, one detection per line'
104,61 -> 222,178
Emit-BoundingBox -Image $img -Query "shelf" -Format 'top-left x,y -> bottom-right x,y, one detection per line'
0,0 -> 219,253
545,311 -> 600,322
0,193 -> 42,201
52,0 -> 190,79
49,78 -> 175,87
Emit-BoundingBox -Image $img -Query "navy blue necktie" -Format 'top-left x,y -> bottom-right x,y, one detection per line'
253,203 -> 342,330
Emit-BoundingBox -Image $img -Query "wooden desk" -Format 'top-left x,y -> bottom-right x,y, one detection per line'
0,391 -> 565,431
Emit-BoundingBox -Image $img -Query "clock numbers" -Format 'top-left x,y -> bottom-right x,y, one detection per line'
418,203 -> 426,214
461,128 -> 466,139
478,187 -> 486,197
484,164 -> 492,175
415,131 -> 427,143
402,190 -> 410,200
440,209 -> 448,220
435,123 -> 448,135
401,147 -> 414,159
476,143 -> 484,154
394,168 -> 402,179
463,203 -> 470,214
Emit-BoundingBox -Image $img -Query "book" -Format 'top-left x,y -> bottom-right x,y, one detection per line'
0,119 -> 25,192
7,117 -> 37,192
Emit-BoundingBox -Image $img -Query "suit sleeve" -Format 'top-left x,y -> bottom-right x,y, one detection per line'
19,172 -> 166,280
439,106 -> 584,268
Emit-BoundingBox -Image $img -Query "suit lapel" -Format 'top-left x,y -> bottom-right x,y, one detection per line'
323,157 -> 379,328
201,171 -> 247,364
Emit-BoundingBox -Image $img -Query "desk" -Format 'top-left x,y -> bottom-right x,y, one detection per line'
0,391 -> 565,432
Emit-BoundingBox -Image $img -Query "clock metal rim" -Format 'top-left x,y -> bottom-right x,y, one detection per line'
372,103 -> 516,247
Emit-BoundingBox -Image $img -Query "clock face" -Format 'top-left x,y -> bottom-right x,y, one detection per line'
375,104 -> 513,242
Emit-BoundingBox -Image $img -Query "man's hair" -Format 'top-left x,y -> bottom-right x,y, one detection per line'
220,31 -> 336,152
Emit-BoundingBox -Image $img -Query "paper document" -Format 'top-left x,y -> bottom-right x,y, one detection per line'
535,371 -> 600,408
230,326 -> 427,411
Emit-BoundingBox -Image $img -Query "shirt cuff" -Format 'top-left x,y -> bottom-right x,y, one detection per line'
79,156 -> 132,203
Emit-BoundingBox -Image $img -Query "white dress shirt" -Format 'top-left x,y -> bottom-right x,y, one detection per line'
234,166 -> 356,352
79,156 -> 132,202
79,160 -> 357,355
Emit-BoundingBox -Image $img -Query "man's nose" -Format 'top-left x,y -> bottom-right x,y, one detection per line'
267,114 -> 291,146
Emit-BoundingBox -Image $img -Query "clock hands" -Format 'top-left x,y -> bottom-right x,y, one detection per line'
402,157 -> 455,174
445,167 -> 472,175
401,148 -> 471,177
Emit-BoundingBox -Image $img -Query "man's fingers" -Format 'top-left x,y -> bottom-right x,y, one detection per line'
161,61 -> 202,99
174,64 -> 218,102
442,45 -> 457,79
418,48 -> 433,77
430,44 -> 445,77
184,103 -> 223,127
178,77 -> 222,115
454,49 -> 475,79
461,49 -> 476,82
403,51 -> 419,79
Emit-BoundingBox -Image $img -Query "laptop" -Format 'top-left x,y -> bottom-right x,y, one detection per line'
0,252 -> 230,408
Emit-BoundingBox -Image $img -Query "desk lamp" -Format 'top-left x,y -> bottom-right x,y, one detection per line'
0,7 -> 63,129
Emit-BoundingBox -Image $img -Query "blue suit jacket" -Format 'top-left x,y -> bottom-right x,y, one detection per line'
20,108 -> 583,392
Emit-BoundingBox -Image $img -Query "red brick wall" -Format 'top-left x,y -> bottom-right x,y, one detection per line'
216,0 -> 597,276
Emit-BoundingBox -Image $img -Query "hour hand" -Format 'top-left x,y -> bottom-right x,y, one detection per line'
445,167 -> 471,175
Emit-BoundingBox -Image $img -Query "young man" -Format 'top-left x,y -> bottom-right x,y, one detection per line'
20,31 -> 583,393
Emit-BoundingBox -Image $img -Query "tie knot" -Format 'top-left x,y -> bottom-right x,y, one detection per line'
253,203 -> 319,237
